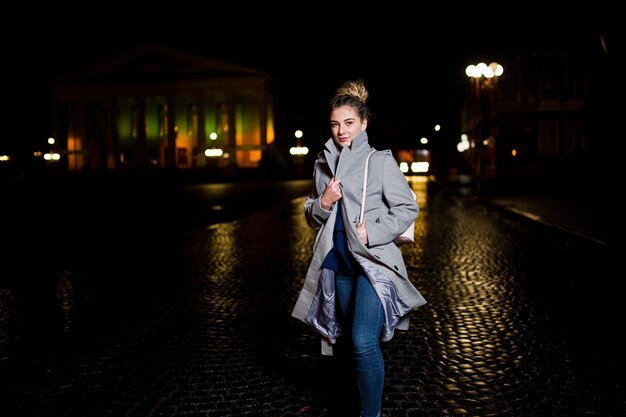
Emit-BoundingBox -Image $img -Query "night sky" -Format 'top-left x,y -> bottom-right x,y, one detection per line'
3,8 -> 621,161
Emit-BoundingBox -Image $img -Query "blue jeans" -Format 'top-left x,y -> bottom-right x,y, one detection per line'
335,273 -> 384,417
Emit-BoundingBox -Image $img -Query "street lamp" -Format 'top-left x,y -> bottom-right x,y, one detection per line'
289,130 -> 308,156
205,132 -> 223,158
466,62 -> 503,107
466,62 -> 503,85
289,129 -> 308,177
44,137 -> 60,161
464,62 -> 503,187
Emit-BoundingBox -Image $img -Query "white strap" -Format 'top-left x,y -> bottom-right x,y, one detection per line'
359,150 -> 377,223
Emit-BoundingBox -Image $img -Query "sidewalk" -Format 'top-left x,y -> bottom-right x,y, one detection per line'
465,176 -> 624,249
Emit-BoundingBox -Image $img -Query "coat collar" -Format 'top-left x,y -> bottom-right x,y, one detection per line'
322,131 -> 372,176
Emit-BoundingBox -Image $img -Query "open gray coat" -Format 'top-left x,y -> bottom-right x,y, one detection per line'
291,131 -> 427,355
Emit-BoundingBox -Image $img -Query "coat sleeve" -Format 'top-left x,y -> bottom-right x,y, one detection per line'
364,151 -> 419,247
304,160 -> 333,230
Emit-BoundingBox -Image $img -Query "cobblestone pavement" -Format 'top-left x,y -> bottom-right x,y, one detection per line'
0,179 -> 624,416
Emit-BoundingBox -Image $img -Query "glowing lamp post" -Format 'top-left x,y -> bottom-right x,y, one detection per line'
290,130 -> 308,176
466,62 -> 503,113
464,62 -> 503,186
44,137 -> 60,161
290,130 -> 308,157
466,62 -> 503,88
205,132 -> 223,158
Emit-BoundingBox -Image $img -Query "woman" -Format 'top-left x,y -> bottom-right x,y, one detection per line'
291,79 -> 427,417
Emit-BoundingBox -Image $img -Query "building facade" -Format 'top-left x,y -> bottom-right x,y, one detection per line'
460,34 -> 616,185
48,43 -> 285,177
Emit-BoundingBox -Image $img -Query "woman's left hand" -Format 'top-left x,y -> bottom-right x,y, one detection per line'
356,222 -> 368,245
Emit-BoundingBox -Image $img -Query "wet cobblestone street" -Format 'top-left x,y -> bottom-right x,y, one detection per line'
0,180 -> 624,416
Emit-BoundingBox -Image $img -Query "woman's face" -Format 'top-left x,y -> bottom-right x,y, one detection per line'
330,105 -> 367,148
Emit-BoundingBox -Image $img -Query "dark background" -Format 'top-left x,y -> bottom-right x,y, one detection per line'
2,7 -> 621,161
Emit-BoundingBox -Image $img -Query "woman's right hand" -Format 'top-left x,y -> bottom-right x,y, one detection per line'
320,177 -> 342,210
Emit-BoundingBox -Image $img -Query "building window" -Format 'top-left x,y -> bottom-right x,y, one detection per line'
564,120 -> 585,154
538,120 -> 559,155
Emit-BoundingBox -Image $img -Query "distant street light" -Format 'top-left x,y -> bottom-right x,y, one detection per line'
290,129 -> 308,156
205,132 -> 223,158
205,148 -> 223,158
44,137 -> 60,161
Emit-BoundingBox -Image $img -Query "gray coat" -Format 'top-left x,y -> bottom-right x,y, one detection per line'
291,131 -> 427,355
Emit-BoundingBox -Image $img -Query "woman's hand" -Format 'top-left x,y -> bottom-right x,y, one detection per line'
356,222 -> 368,245
320,177 -> 342,210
